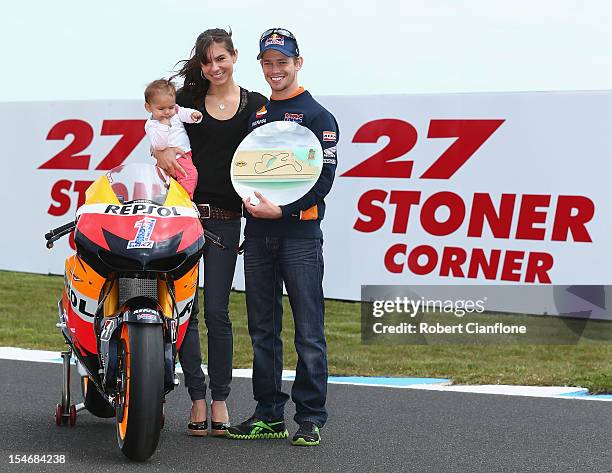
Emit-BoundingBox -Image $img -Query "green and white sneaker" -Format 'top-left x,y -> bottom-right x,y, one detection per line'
291,421 -> 321,446
226,415 -> 289,439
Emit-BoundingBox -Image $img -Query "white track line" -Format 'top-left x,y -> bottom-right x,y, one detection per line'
1,347 -> 609,401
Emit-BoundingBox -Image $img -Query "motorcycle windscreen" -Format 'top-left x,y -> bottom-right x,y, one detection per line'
106,164 -> 170,205
83,163 -> 193,208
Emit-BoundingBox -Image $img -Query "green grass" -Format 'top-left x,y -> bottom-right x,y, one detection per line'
2,270 -> 612,392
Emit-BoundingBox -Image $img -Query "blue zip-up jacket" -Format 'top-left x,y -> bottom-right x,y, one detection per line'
244,88 -> 339,238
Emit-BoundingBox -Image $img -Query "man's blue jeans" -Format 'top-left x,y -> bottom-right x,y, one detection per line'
243,236 -> 328,427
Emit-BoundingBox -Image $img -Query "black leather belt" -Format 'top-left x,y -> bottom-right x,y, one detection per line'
197,204 -> 241,220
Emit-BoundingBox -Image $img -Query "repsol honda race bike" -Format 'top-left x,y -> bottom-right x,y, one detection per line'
45,163 -> 222,461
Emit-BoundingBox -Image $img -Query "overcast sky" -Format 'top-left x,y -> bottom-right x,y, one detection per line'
3,0 -> 612,101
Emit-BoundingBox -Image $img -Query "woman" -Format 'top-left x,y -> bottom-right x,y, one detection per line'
154,28 -> 267,436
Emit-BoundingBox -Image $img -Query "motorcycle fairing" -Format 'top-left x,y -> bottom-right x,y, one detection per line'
74,174 -> 204,276
64,255 -> 105,355
159,264 -> 199,348
73,228 -> 203,279
76,206 -> 202,253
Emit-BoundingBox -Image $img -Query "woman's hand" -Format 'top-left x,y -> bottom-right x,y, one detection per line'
152,147 -> 188,178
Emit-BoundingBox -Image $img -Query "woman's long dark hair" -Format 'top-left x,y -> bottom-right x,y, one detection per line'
171,28 -> 235,108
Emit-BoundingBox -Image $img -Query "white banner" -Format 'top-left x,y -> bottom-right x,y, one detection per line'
317,91 -> 612,300
1,92 -> 610,308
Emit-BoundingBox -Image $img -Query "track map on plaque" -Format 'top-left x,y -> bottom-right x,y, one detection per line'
231,121 -> 323,205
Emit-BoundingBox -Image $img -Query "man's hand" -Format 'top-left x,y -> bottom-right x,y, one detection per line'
152,147 -> 188,178
191,110 -> 203,122
243,191 -> 282,219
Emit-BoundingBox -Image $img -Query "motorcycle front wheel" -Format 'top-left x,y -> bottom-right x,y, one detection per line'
115,323 -> 164,461
83,375 -> 115,418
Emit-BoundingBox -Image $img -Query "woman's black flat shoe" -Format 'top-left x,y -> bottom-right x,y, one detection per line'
211,421 -> 230,437
188,420 -> 208,436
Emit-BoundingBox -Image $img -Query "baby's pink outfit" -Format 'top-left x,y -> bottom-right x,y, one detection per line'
145,105 -> 200,198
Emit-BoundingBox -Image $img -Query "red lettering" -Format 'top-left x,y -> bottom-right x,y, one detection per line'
516,194 -> 550,240
383,245 -> 554,282
440,246 -> 467,277
468,193 -> 515,238
420,192 -> 465,236
73,180 -> 94,208
49,180 -> 95,248
525,252 -> 553,283
342,119 -> 503,180
48,180 -> 72,216
39,119 -> 145,171
389,191 -> 421,234
342,119 -> 418,178
551,195 -> 594,242
467,248 -> 501,280
95,119 -> 146,170
407,245 -> 438,275
420,119 -> 505,179
384,244 -> 407,273
500,250 -> 524,281
354,190 -> 388,232
39,120 -> 94,170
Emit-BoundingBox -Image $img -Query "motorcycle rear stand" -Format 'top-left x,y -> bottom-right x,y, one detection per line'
55,345 -> 85,427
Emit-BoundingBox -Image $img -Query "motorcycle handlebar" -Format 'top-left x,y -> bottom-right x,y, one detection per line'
45,221 -> 76,249
45,221 -> 76,241
44,222 -> 224,250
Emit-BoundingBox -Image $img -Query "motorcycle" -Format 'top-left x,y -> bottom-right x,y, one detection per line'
45,163 -> 222,461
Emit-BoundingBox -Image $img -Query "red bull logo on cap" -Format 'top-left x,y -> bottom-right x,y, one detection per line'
265,34 -> 285,46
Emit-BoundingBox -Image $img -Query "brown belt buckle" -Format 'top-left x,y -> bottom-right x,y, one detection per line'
198,204 -> 211,219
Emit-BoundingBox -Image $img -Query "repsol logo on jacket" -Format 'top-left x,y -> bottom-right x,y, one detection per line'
284,112 -> 303,122
104,204 -> 182,216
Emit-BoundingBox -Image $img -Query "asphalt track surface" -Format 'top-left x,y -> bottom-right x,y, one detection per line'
1,359 -> 612,472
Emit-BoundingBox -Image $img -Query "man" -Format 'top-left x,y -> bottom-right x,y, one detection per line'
226,28 -> 339,446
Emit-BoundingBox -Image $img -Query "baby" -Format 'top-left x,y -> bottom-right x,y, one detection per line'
144,79 -> 201,198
